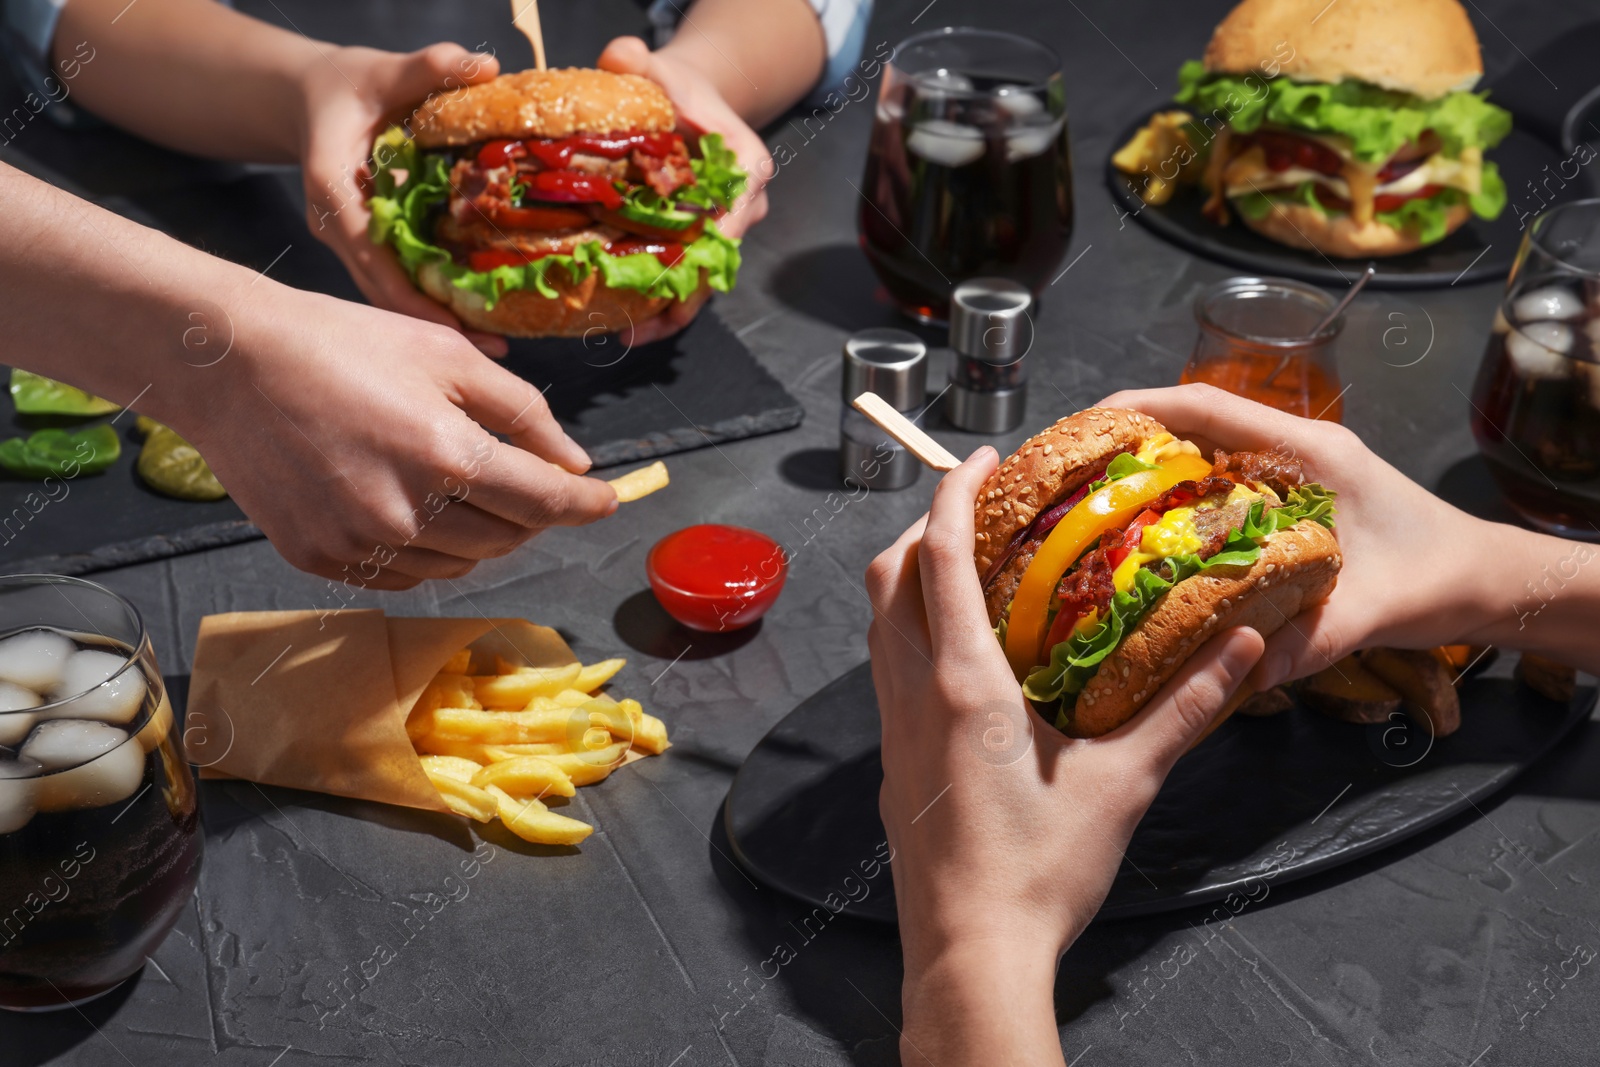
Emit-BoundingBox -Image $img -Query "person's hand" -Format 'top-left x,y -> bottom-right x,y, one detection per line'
866,446 -> 1264,1065
598,35 -> 773,347
296,43 -> 511,358
1096,384 -> 1510,691
171,283 -> 616,589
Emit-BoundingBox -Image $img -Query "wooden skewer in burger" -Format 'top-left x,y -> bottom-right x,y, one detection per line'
367,67 -> 746,337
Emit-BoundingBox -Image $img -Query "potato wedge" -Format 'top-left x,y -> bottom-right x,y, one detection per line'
473,664 -> 584,709
1299,656 -> 1401,724
469,756 -> 576,798
1361,647 -> 1461,737
1516,653 -> 1577,703
486,785 -> 593,846
1435,644 -> 1497,682
1236,686 -> 1294,718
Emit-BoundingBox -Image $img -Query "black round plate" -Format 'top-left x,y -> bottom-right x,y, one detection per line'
724,661 -> 1593,924
1104,108 -> 1588,290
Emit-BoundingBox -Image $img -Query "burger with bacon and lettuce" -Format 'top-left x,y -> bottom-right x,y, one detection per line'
368,68 -> 744,337
976,409 -> 1340,737
1172,0 -> 1511,258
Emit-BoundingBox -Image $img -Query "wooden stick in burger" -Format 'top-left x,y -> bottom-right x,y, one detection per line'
975,409 -> 1341,737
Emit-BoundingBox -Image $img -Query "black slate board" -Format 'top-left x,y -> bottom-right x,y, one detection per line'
725,660 -> 1595,924
1105,109 -> 1585,290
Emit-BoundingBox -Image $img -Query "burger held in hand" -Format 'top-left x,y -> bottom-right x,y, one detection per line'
1176,0 -> 1511,257
977,409 -> 1341,737
368,69 -> 745,337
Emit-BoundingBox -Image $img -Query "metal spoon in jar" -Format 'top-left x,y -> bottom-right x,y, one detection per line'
1262,263 -> 1375,388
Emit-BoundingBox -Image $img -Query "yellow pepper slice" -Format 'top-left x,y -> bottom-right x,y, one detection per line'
1003,453 -> 1213,679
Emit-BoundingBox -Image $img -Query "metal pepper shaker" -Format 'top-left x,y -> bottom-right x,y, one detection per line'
944,278 -> 1032,433
840,328 -> 927,490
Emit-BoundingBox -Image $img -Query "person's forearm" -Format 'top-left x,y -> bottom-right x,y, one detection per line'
51,0 -> 318,162
0,162 -> 265,432
659,0 -> 825,127
1465,522 -> 1600,675
900,943 -> 1065,1066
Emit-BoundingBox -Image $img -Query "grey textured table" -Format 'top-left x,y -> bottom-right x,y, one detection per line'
8,0 -> 1600,1064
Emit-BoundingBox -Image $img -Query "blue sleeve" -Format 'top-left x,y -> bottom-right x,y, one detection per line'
0,0 -> 94,131
646,0 -> 876,104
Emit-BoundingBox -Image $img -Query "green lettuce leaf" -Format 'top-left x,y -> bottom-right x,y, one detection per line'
0,424 -> 120,479
366,131 -> 742,304
1086,451 -> 1159,494
1022,483 -> 1337,711
1175,60 -> 1513,164
9,370 -> 119,416
678,133 -> 747,211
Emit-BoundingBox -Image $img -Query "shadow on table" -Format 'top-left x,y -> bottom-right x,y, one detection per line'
610,590 -> 764,660
768,244 -> 944,345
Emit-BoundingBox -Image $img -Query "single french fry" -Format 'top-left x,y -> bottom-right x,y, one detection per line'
415,735 -> 567,762
470,755 -> 576,798
607,461 -> 669,503
486,785 -> 593,846
579,726 -> 613,751
431,705 -> 621,745
441,648 -> 472,675
576,658 -> 626,692
421,763 -> 497,822
474,664 -> 583,708
553,687 -> 591,708
542,742 -> 629,786
419,754 -> 483,782
631,713 -> 671,755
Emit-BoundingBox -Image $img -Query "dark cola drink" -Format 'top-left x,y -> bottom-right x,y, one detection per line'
0,579 -> 201,1011
1470,279 -> 1600,538
859,29 -> 1072,324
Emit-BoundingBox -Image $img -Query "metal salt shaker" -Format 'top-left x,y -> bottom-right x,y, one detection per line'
945,277 -> 1032,433
840,328 -> 927,490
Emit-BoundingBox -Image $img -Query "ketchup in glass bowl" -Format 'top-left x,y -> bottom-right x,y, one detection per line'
646,525 -> 787,632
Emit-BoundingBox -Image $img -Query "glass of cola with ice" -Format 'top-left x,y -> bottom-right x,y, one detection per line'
0,575 -> 200,1010
858,27 -> 1073,324
1471,199 -> 1600,538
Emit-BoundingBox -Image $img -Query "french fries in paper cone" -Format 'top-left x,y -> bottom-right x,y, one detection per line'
187,610 -> 668,845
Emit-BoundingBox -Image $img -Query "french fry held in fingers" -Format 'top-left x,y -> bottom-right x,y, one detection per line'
607,461 -> 669,503
407,648 -> 669,847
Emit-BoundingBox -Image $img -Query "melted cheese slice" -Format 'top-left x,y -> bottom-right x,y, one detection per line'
1109,484 -> 1263,595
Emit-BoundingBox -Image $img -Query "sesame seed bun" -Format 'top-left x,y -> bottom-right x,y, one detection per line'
1069,521 -> 1341,737
1203,0 -> 1483,100
412,69 -> 676,147
1237,198 -> 1474,257
418,260 -> 697,338
975,408 -> 1168,622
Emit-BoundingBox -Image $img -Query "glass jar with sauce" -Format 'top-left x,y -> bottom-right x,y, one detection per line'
1179,276 -> 1346,423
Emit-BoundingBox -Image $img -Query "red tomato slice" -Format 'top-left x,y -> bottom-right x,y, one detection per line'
467,249 -> 547,271
525,170 -> 624,209
476,140 -> 526,168
484,202 -> 593,230
1374,184 -> 1444,213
